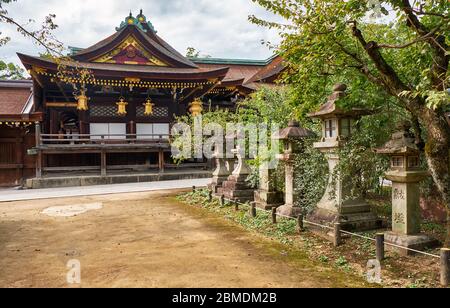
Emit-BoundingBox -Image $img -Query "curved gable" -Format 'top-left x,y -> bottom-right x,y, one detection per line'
72,25 -> 197,69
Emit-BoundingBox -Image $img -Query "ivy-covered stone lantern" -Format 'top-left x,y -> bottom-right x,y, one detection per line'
272,120 -> 314,217
307,83 -> 382,231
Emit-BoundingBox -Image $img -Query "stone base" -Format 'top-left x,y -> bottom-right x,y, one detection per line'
306,208 -> 384,232
26,170 -> 212,189
254,190 -> 283,210
221,174 -> 254,203
277,205 -> 302,218
384,232 -> 440,256
208,176 -> 229,195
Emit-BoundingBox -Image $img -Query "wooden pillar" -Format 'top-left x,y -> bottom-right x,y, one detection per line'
101,150 -> 107,177
129,121 -> 136,143
35,122 -> 42,178
16,133 -> 24,185
158,149 -> 165,173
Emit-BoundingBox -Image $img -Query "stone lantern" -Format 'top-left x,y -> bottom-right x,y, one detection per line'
375,122 -> 438,254
221,132 -> 254,203
272,121 -> 314,217
307,83 -> 382,231
208,144 -> 234,196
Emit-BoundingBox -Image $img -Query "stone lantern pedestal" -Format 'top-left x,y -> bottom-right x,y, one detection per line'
208,149 -> 234,196
306,84 -> 382,231
254,164 -> 283,210
375,122 -> 439,255
221,147 -> 254,203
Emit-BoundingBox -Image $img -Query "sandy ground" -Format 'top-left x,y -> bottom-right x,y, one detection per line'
0,190 -> 369,288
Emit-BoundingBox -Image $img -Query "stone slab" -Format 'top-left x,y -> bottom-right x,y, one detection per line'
384,232 -> 440,256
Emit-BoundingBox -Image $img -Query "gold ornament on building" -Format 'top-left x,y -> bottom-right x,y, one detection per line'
143,98 -> 155,116
189,98 -> 203,117
75,87 -> 89,111
116,97 -> 128,116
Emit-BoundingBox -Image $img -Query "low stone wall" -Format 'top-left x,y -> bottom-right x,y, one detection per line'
26,170 -> 212,189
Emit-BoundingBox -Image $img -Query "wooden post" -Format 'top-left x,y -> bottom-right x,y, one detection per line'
35,122 -> 42,178
376,233 -> 385,262
272,207 -> 277,224
250,202 -> 257,218
35,122 -> 41,147
333,223 -> 342,247
297,214 -> 304,233
100,150 -> 107,177
158,149 -> 165,173
208,190 -> 213,202
440,248 -> 450,287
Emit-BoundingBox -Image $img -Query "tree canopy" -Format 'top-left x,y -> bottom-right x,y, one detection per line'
250,0 -> 450,220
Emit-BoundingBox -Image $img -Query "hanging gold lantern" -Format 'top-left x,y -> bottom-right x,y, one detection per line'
189,98 -> 203,117
75,87 -> 89,111
143,98 -> 155,116
116,97 -> 128,116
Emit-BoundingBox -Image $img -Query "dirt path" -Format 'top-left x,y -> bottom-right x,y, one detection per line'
0,190 -> 369,288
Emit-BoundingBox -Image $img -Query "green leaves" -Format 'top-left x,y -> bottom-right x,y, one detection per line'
0,60 -> 25,80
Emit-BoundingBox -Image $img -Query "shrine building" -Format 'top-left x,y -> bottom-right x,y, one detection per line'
0,10 -> 285,187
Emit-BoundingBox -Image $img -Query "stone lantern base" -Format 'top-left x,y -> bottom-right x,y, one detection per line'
221,174 -> 255,203
254,190 -> 283,210
208,176 -> 228,196
307,206 -> 384,232
277,205 -> 303,218
384,232 -> 439,256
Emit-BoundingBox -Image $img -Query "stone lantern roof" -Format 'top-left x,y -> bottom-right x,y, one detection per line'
374,122 -> 421,155
308,83 -> 374,119
272,120 -> 314,140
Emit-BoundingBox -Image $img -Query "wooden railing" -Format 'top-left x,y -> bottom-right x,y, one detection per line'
38,133 -> 171,146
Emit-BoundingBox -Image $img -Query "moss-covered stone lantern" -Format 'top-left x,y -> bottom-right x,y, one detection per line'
272,120 -> 314,217
307,83 -> 382,231
375,121 -> 438,254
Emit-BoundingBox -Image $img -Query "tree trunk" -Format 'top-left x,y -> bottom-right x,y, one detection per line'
419,108 -> 450,247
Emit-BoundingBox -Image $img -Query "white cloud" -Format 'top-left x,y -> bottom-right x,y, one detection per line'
0,0 -> 283,66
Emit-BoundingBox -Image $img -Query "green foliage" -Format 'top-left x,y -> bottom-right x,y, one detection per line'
186,47 -> 211,58
0,60 -> 25,79
177,189 -> 297,246
332,114 -> 393,200
293,138 -> 328,213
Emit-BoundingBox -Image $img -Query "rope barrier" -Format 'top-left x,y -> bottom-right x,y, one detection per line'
208,193 -> 441,260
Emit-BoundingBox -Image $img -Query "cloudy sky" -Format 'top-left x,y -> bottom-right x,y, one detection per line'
1,0 -> 283,67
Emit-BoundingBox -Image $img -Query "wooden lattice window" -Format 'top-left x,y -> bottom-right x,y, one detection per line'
90,105 -> 121,117
136,106 -> 169,118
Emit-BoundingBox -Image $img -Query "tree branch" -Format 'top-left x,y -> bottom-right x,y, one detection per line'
348,21 -> 410,96
0,13 -> 63,56
398,0 -> 449,90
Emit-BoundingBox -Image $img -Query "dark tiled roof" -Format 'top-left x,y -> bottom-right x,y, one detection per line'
247,56 -> 285,84
197,63 -> 263,83
72,25 -> 197,68
18,53 -> 229,80
0,86 -> 32,116
0,80 -> 32,88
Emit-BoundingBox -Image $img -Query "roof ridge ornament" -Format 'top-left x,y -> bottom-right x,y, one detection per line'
116,10 -> 157,33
